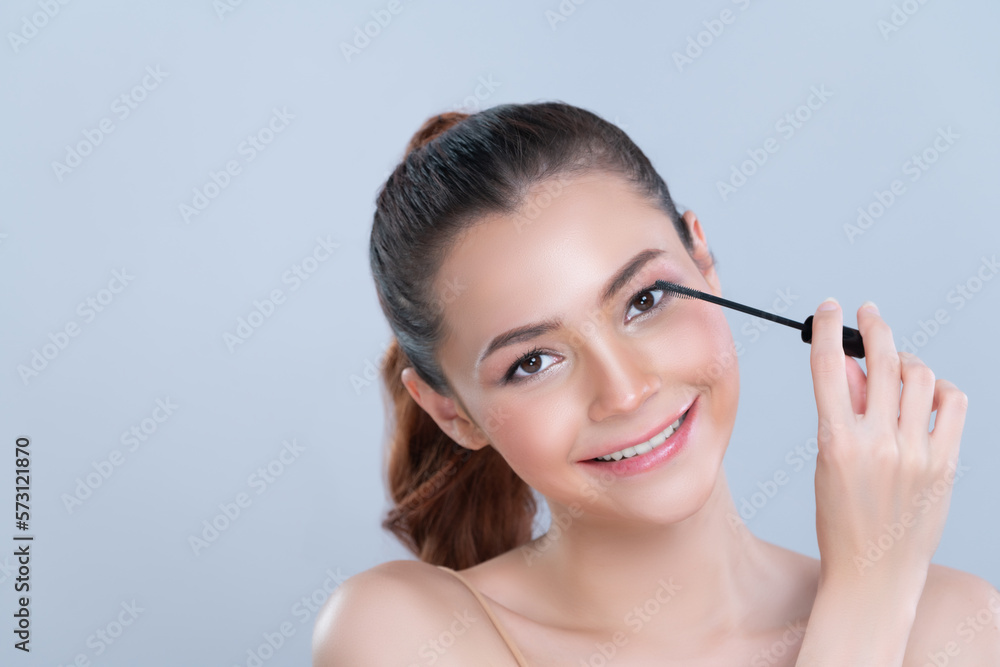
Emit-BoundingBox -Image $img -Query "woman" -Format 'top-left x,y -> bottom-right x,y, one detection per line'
314,102 -> 998,665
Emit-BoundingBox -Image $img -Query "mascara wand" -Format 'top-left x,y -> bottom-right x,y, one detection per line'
652,280 -> 866,359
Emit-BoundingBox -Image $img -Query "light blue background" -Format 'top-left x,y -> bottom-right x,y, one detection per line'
2,1 -> 997,665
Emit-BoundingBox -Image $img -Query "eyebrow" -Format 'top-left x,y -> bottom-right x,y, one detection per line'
476,248 -> 667,366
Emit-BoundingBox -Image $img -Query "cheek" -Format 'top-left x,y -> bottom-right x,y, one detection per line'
674,307 -> 741,432
485,395 -> 579,488
651,303 -> 737,386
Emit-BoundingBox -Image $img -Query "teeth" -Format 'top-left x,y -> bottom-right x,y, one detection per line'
634,442 -> 653,455
597,410 -> 687,462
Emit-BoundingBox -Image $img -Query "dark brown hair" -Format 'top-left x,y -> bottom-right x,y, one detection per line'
370,101 -> 710,570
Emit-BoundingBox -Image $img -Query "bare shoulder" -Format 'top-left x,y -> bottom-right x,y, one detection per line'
312,560 -> 453,666
903,563 -> 1000,666
312,559 -> 515,667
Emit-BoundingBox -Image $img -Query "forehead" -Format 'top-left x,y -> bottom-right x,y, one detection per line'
431,172 -> 683,367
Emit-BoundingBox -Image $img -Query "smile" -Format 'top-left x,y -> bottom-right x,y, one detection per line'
579,395 -> 699,477
591,407 -> 689,462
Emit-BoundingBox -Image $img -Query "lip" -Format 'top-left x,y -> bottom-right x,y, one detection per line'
582,396 -> 696,461
578,395 -> 698,477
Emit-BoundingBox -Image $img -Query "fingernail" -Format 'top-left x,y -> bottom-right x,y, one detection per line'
861,300 -> 879,314
818,296 -> 839,311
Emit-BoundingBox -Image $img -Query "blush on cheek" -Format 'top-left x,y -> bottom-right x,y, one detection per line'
647,306 -> 738,402
488,396 -> 577,483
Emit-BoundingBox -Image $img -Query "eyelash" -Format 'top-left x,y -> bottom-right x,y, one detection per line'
501,283 -> 670,385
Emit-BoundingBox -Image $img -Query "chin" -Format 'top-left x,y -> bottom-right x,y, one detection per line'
593,446 -> 729,528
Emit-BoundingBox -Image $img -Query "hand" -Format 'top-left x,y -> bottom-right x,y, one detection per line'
807,298 -> 968,592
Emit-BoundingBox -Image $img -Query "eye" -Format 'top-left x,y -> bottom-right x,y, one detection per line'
501,283 -> 671,386
504,347 -> 557,384
625,286 -> 666,322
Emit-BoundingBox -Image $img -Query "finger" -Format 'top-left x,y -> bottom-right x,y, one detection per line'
928,379 -> 969,465
809,298 -> 853,421
855,302 -> 902,425
844,355 -> 868,416
897,351 -> 936,450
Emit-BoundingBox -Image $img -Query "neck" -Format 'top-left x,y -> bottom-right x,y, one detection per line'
525,468 -> 774,645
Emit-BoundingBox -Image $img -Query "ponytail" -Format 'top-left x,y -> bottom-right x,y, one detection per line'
380,337 -> 536,570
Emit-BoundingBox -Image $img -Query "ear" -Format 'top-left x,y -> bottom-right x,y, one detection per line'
681,210 -> 722,298
400,367 -> 491,451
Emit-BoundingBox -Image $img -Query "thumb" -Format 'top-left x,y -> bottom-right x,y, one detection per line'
844,355 -> 868,416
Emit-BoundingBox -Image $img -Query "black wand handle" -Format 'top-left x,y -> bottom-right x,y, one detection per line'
801,316 -> 866,359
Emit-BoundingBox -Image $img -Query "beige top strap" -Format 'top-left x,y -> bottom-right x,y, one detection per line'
436,565 -> 531,666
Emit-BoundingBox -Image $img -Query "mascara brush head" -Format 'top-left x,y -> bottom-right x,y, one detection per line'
652,282 -> 701,300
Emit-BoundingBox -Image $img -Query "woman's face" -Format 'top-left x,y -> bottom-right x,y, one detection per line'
413,171 -> 740,526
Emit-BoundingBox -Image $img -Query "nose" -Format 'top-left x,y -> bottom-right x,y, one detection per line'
586,335 -> 661,422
